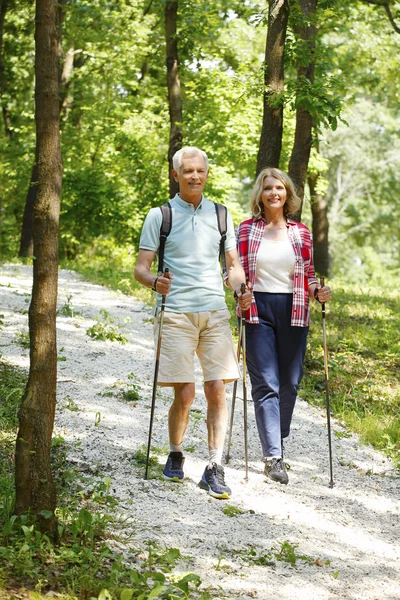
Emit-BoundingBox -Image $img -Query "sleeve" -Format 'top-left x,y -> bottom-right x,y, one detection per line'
222,215 -> 240,284
138,208 -> 163,252
236,222 -> 249,278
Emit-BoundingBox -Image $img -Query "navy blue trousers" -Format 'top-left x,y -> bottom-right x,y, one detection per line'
245,292 -> 308,458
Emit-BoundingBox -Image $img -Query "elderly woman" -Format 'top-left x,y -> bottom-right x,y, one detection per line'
236,168 -> 332,484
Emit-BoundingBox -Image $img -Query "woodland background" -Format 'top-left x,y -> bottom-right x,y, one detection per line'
0,0 -> 399,282
0,1 -> 400,598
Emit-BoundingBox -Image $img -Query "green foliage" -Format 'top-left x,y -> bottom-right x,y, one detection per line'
303,281 -> 400,465
221,504 -> 244,518
234,546 -> 275,567
320,100 -> 400,278
122,373 -> 142,403
57,295 -> 80,318
0,361 -> 26,526
132,445 -> 160,473
86,309 -> 128,344
230,540 -> 315,568
274,540 -> 314,566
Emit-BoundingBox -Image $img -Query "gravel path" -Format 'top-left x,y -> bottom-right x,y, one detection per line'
1,264 -> 399,600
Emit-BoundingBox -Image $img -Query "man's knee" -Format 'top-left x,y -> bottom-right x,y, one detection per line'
173,383 -> 195,410
204,379 -> 225,403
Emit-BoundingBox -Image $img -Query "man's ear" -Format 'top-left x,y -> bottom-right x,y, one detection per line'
172,169 -> 179,182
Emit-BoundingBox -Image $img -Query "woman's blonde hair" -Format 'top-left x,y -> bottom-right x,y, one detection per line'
250,167 -> 301,218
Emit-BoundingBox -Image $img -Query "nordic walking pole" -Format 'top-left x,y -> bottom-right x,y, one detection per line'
144,268 -> 169,479
240,282 -> 249,482
226,317 -> 242,464
320,276 -> 334,488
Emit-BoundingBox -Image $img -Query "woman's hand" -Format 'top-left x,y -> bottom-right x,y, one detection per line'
235,283 -> 252,311
313,284 -> 332,303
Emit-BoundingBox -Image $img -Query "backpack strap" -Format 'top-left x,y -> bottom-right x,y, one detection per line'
158,202 -> 172,275
215,202 -> 228,273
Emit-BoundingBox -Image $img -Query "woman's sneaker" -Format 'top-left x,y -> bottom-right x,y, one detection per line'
198,463 -> 231,499
264,458 -> 289,485
163,452 -> 185,482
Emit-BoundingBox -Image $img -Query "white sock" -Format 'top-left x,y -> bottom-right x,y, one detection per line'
170,443 -> 183,454
265,456 -> 281,461
208,448 -> 223,468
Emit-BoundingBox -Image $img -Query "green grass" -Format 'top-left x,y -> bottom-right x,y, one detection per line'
0,361 -> 26,526
303,284 -> 400,465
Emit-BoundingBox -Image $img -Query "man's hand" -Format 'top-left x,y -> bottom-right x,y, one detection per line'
154,271 -> 173,295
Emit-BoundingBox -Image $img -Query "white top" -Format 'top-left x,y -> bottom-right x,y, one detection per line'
253,236 -> 296,293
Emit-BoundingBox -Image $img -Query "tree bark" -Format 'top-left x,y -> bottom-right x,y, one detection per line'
256,0 -> 289,174
18,0 -> 68,258
165,0 -> 182,197
309,172 -> 329,276
288,0 -> 318,222
19,163 -> 38,257
15,0 -> 62,535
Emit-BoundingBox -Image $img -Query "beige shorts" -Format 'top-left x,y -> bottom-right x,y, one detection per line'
154,309 -> 239,385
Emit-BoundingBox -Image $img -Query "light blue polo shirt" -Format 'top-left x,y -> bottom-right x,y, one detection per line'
139,194 -> 236,313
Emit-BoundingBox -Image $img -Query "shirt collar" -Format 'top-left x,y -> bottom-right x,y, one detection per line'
174,193 -> 204,211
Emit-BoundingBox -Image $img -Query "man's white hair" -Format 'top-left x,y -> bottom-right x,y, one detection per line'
172,146 -> 209,173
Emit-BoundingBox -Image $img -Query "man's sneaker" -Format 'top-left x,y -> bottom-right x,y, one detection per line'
264,458 -> 289,485
163,452 -> 185,482
198,463 -> 231,499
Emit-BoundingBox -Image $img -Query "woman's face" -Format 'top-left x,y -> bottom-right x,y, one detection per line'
261,176 -> 287,213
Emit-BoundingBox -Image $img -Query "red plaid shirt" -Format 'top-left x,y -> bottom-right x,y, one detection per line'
236,217 -> 318,327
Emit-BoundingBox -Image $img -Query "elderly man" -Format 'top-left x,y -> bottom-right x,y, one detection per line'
134,146 -> 251,499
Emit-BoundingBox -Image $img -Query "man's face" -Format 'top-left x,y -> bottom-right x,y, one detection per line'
172,153 -> 208,202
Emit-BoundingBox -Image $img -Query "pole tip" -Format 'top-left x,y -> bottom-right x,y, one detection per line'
329,480 -> 335,489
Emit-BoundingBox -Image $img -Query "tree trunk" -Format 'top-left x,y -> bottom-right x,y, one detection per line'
309,172 -> 329,276
19,163 -> 38,257
256,0 -> 289,174
288,0 -> 317,221
15,0 -> 62,535
0,0 -> 12,138
18,0 -> 68,258
165,0 -> 182,197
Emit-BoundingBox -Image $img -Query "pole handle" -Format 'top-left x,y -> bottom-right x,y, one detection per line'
319,276 -> 326,317
161,268 -> 169,305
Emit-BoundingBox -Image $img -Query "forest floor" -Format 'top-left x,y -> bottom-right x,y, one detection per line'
1,264 -> 399,600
